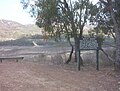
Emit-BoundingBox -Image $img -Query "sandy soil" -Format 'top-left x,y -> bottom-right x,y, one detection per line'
0,61 -> 119,91
0,46 -> 119,91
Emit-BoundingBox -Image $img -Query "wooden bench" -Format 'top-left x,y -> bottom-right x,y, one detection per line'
0,56 -> 24,63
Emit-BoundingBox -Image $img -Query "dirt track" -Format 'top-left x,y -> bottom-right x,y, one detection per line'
0,61 -> 119,91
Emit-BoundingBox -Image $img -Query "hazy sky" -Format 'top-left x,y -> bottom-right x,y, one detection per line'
0,0 -> 98,25
0,0 -> 35,25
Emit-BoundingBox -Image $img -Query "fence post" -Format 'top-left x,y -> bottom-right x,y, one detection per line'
96,49 -> 99,70
77,50 -> 80,71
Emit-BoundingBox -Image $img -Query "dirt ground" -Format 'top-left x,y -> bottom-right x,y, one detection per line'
0,61 -> 119,91
0,46 -> 120,91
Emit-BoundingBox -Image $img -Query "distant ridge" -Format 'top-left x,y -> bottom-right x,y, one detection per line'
0,19 -> 42,40
0,19 -> 24,31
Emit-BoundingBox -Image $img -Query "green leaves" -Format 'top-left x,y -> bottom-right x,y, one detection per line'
21,0 -> 97,41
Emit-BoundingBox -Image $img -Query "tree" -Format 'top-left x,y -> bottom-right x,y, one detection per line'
21,0 -> 97,66
95,0 -> 120,71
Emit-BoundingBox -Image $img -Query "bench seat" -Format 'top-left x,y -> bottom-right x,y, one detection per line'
0,56 -> 24,63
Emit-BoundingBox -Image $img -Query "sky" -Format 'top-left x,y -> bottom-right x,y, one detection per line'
0,0 -> 35,25
0,0 -> 98,25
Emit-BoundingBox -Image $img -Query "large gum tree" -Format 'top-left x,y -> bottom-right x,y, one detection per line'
97,0 -> 120,71
21,0 -> 97,66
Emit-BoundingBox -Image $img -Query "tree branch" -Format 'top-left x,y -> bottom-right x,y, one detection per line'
101,48 -> 115,62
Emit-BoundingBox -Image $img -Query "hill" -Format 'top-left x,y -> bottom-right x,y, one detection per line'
0,19 -> 42,41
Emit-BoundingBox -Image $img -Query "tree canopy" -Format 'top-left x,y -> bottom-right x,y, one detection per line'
21,0 -> 98,65
21,0 -> 97,40
96,0 -> 120,71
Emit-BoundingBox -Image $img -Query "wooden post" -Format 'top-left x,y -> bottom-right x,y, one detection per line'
77,51 -> 80,71
96,49 -> 99,70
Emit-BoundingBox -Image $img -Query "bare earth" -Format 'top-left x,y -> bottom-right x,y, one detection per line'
0,61 -> 119,91
0,46 -> 120,91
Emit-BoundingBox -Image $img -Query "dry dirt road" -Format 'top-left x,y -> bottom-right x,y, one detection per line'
0,61 -> 119,91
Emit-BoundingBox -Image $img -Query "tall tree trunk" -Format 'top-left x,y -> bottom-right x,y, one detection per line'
114,28 -> 120,71
74,37 -> 79,62
109,0 -> 120,71
74,37 -> 83,66
65,40 -> 74,64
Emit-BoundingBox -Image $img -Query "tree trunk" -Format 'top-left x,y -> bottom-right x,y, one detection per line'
74,37 -> 83,66
65,42 -> 74,64
74,37 -> 79,62
114,29 -> 120,71
109,0 -> 120,71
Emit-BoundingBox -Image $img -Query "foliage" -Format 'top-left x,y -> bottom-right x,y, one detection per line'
89,1 -> 112,36
21,0 -> 98,64
21,0 -> 97,41
92,0 -> 120,37
96,0 -> 120,71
